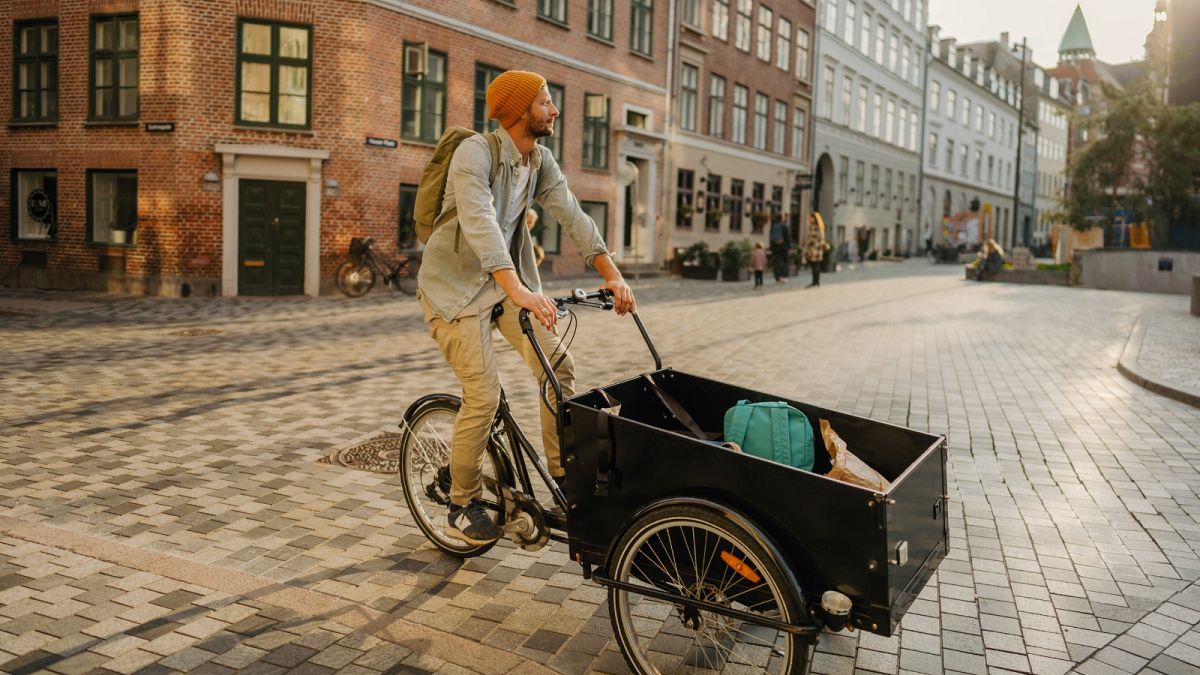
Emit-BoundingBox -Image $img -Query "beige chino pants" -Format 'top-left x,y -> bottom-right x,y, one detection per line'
420,295 -> 575,506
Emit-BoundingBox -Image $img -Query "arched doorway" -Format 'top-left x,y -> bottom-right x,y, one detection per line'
813,153 -> 836,242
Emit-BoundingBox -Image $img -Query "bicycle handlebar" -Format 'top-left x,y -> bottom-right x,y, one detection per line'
517,288 -> 662,408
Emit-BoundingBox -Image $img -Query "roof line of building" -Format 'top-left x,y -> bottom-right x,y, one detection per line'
365,0 -> 667,96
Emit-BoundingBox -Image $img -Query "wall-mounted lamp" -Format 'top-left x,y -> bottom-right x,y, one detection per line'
202,172 -> 221,193
324,178 -> 340,197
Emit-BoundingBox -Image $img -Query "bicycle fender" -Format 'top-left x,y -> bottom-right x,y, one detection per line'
400,393 -> 461,429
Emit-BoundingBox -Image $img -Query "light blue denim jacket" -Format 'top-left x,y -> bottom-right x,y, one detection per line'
417,126 -> 610,320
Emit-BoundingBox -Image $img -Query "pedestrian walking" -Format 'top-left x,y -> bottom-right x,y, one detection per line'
856,227 -> 870,263
416,70 -> 636,545
803,212 -> 827,288
769,216 -> 791,283
749,242 -> 767,289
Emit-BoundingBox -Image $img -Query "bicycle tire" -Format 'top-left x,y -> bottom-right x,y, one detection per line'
608,503 -> 811,675
336,260 -> 376,298
399,396 -> 507,558
396,257 -> 420,295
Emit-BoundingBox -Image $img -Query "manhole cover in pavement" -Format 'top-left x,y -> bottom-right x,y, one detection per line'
320,432 -> 403,473
167,328 -> 222,337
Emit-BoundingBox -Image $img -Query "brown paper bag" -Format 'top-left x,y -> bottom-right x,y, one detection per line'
820,419 -> 890,491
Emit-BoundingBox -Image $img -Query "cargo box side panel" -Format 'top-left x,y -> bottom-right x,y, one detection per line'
885,440 -> 949,629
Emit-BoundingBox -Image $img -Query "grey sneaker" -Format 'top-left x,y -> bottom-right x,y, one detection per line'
447,499 -> 502,545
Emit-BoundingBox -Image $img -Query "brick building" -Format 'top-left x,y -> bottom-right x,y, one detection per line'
664,0 -> 817,262
1,0 -> 667,296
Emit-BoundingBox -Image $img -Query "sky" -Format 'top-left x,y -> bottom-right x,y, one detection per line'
927,0 -> 1158,67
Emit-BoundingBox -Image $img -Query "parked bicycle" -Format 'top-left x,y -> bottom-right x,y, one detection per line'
335,237 -> 421,297
399,288 -> 949,674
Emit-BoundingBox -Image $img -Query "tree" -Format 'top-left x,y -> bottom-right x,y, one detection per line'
1142,104 -> 1200,246
1063,84 -> 1149,234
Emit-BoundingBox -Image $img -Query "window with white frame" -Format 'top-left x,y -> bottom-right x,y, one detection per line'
777,17 -> 790,70
870,164 -> 879,207
929,79 -> 940,115
899,105 -> 908,148
732,84 -> 748,143
735,0 -> 752,51
838,156 -> 849,201
961,95 -> 970,125
974,149 -> 982,179
874,21 -> 885,65
753,92 -> 768,149
708,74 -> 725,137
884,98 -> 895,143
773,100 -> 787,154
855,161 -> 864,205
927,133 -> 938,166
795,29 -> 810,80
911,48 -> 922,86
884,169 -> 892,209
792,107 -> 806,160
824,0 -> 838,33
679,64 -> 698,131
975,104 -> 983,131
856,84 -> 867,132
987,111 -> 995,138
946,89 -> 956,119
844,1 -> 856,44
712,0 -> 729,39
959,144 -> 968,175
909,113 -> 918,151
871,91 -> 881,137
841,75 -> 852,126
944,139 -> 954,170
756,6 -> 772,61
860,9 -> 872,57
901,39 -> 910,81
821,66 -> 834,118
888,32 -> 898,72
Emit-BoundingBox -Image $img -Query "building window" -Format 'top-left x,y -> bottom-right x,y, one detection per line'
901,39 -> 911,82
87,170 -> 137,245
773,100 -> 787,154
679,64 -> 699,131
823,0 -> 838,33
580,202 -> 608,251
860,10 -> 872,58
732,84 -> 748,143
676,169 -> 695,229
838,156 -> 849,202
474,64 -> 505,132
729,179 -> 745,231
820,66 -> 834,119
13,20 -> 59,123
874,21 -> 885,66
795,29 -> 810,80
631,0 -> 653,56
12,170 -> 58,240
888,32 -> 898,72
884,98 -> 895,144
841,76 -> 852,126
770,185 -> 783,220
682,0 -> 700,27
708,74 -> 726,137
539,0 -> 568,23
987,111 -> 996,138
583,94 -> 609,169
777,17 -> 791,71
960,144 -> 968,176
974,149 -> 982,179
402,48 -> 446,143
589,0 -> 614,40
237,20 -> 311,128
871,91 -> 881,137
884,169 -> 892,209
751,182 -> 765,233
705,175 -> 723,230
870,164 -> 879,208
944,139 -> 954,170
899,105 -> 908,149
909,113 -> 918,152
856,84 -> 867,132
844,0 -> 857,45
946,89 -> 956,119
961,96 -> 970,125
854,161 -> 865,205
541,83 -> 565,161
735,0 -> 752,51
753,93 -> 768,150
792,107 -> 806,160
89,15 -> 139,121
908,174 -> 916,211
712,0 -> 729,40
928,79 -> 940,116
399,184 -> 418,248
988,155 -> 995,184
975,104 -> 983,132
756,5 -> 772,61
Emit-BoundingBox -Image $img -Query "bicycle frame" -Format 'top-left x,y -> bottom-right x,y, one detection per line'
485,389 -> 570,538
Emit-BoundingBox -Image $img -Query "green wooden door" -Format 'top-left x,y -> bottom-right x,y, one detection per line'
238,180 -> 306,295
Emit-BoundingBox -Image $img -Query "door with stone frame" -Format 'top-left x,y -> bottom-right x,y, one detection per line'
238,179 -> 305,295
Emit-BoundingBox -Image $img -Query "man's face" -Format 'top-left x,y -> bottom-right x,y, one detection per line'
524,87 -> 558,139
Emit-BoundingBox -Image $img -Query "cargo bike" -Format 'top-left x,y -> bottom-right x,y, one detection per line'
399,289 -> 949,674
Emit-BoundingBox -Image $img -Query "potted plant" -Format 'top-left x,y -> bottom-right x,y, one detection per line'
719,239 -> 752,282
678,241 -> 718,280
705,208 -> 725,229
751,211 -> 771,229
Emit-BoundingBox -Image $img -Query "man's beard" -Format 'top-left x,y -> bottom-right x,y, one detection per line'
528,118 -> 554,139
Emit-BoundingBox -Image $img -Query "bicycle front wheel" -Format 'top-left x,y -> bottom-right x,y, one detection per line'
396,257 -> 420,295
400,396 -> 506,558
336,260 -> 375,298
608,504 -> 811,674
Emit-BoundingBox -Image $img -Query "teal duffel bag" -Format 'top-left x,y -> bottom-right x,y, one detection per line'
723,400 -> 815,471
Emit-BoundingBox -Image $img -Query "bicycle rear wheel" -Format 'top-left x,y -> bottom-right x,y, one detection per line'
396,257 -> 420,295
400,396 -> 506,557
336,260 -> 375,298
608,504 -> 811,674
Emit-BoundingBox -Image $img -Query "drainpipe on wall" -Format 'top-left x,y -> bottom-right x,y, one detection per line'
659,0 -> 679,270
916,26 -> 931,250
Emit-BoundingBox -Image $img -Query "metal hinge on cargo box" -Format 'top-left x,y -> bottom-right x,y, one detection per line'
890,541 -> 908,566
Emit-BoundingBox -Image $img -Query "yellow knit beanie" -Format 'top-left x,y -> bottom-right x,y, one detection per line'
487,70 -> 548,129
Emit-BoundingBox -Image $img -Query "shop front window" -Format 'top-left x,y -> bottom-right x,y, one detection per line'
13,170 -> 58,240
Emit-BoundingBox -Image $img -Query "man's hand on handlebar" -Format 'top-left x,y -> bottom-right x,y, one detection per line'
600,277 -> 636,316
513,287 -> 559,330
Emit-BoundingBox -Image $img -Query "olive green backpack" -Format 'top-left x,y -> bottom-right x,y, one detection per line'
413,127 -> 502,244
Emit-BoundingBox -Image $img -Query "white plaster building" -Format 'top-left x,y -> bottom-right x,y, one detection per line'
810,0 -> 926,257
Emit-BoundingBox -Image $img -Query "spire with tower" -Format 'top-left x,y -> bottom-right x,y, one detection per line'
1058,4 -> 1097,62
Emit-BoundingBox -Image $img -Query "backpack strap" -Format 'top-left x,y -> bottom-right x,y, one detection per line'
724,400 -> 753,446
433,131 -> 505,229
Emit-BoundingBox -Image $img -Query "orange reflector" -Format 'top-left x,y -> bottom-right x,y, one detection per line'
720,550 -> 761,584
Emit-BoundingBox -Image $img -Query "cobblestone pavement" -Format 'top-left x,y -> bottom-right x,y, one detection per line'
3,261 -> 1200,675
1126,309 -> 1200,395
